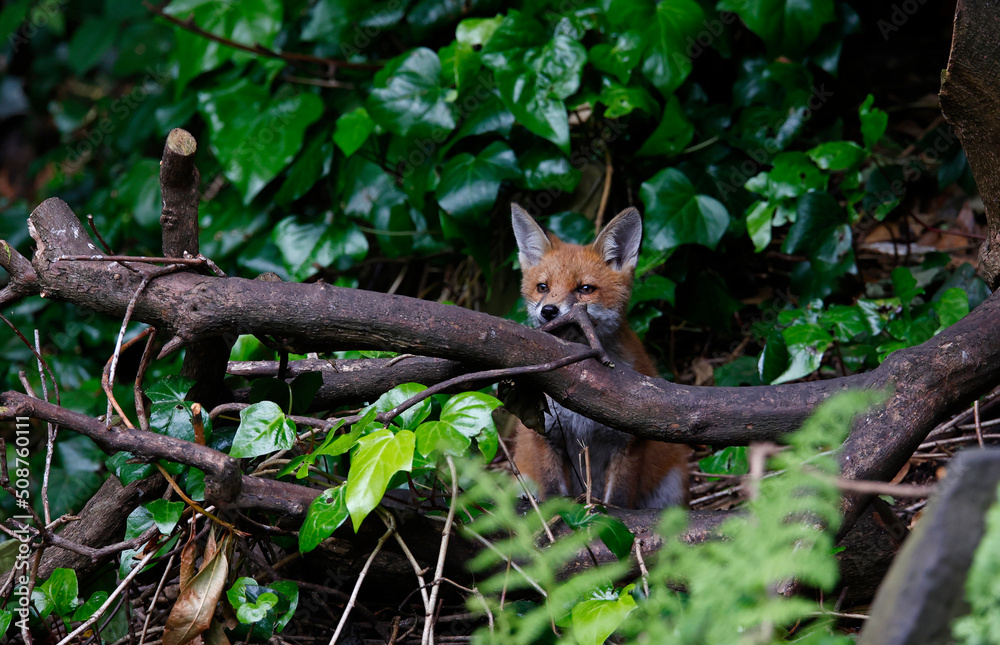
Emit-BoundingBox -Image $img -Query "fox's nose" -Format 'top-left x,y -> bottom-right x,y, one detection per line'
541,304 -> 560,321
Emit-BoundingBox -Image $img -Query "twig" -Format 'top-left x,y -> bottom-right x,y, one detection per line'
422,456 -> 459,645
140,552 -> 176,645
538,304 -> 613,367
86,214 -> 114,254
496,438 -> 556,544
328,522 -> 395,645
102,326 -> 157,428
634,539 -> 650,597
975,400 -> 984,447
134,328 -> 159,432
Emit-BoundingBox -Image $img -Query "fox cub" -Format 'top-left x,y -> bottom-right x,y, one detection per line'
510,203 -> 690,508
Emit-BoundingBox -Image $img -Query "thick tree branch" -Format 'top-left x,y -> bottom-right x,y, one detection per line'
940,0 -> 1000,287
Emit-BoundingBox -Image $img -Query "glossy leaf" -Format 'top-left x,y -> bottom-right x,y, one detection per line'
636,94 -> 692,156
145,499 -> 185,535
371,382 -> 433,430
859,94 -> 888,149
439,392 -> 502,438
333,107 -> 375,157
571,592 -> 636,645
771,324 -> 833,384
230,402 -> 296,458
367,48 -> 456,139
345,429 -> 415,531
199,80 -> 323,204
641,168 -> 730,251
717,0 -> 835,56
299,485 -> 349,553
436,142 -> 520,220
807,141 -> 866,171
415,420 -> 471,456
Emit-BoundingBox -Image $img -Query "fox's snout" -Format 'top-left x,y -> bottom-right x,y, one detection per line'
540,304 -> 560,322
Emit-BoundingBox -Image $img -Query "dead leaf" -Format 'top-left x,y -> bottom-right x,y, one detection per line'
691,357 -> 714,386
163,534 -> 231,645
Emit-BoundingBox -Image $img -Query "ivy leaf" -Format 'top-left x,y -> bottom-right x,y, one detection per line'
272,216 -> 368,280
367,48 -> 456,139
570,593 -> 636,645
859,94 -> 888,149
935,287 -> 969,331
436,142 -> 520,221
717,0 -> 835,57
699,446 -> 749,477
597,78 -> 660,119
345,429 -> 415,531
518,146 -> 581,191
640,0 -> 706,94
44,569 -> 79,618
199,80 -> 323,204
891,267 -> 923,309
640,168 -> 730,251
167,0 -> 283,92
230,402 -> 297,458
299,485 -> 349,553
144,499 -> 185,535
589,31 -> 644,83
439,392 -> 502,438
415,420 -> 471,457
371,383 -> 433,430
494,67 -> 570,152
807,141 -> 866,171
636,94 -> 693,156
746,201 -> 776,252
333,108 -> 375,157
771,324 -> 833,384
782,192 -> 846,257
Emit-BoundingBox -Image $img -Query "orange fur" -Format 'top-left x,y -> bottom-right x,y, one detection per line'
510,204 -> 690,508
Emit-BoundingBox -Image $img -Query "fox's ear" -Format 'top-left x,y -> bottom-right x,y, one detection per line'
511,204 -> 551,268
594,207 -> 642,271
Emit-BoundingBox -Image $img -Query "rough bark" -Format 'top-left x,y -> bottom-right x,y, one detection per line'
940,0 -> 1000,287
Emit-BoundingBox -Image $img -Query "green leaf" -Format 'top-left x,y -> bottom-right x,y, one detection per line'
415,420 -> 471,456
199,80 -> 324,203
746,201 -> 776,252
167,0 -> 283,92
144,499 -> 185,535
589,515 -> 636,561
636,94 -> 693,156
272,215 -> 369,280
717,0 -> 835,57
440,392 -> 502,438
768,152 -> 827,199
713,356 -> 763,386
589,31 -> 644,83
631,274 -> 677,307
0,610 -> 10,638
859,94 -> 888,149
68,18 -> 116,76
371,383 -> 433,430
571,593 -> 636,645
299,485 -> 349,553
230,402 -> 297,458
367,48 -> 456,139
782,192 -> 847,257
436,141 -> 520,221
641,168 -> 730,251
72,591 -> 109,622
807,141 -> 867,171
771,324 -> 833,384
333,107 -> 375,157
494,67 -> 570,152
518,146 -> 581,192
699,446 -> 749,477
345,429 -> 415,531
640,0 -> 706,94
44,569 -> 79,618
597,78 -> 660,119
935,287 -> 969,331
891,266 -> 923,308
275,132 -> 333,205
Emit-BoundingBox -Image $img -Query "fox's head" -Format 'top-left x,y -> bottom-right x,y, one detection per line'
511,203 -> 642,336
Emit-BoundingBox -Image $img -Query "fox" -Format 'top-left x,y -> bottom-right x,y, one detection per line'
510,203 -> 690,509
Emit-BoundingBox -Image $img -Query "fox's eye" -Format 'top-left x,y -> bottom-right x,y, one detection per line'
537,283 -> 549,293
577,284 -> 596,295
